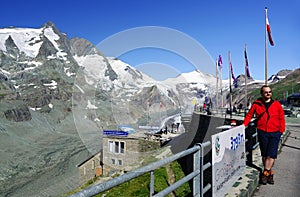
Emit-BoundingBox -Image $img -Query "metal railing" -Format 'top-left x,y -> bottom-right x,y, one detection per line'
71,141 -> 211,197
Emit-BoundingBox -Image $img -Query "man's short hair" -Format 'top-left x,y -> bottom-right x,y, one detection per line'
260,85 -> 271,95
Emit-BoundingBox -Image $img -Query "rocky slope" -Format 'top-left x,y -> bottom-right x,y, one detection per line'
0,22 -> 216,196
0,22 -> 88,196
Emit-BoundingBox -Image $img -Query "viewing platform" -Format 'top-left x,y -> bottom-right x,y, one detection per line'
71,112 -> 299,197
226,118 -> 299,197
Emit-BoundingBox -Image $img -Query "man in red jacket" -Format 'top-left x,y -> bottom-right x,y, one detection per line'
244,85 -> 285,185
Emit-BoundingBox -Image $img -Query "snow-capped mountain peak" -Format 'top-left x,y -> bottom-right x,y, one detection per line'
0,23 -> 62,58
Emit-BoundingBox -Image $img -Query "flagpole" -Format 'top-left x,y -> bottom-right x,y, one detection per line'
265,7 -> 268,85
228,51 -> 232,118
220,61 -> 223,108
216,58 -> 219,109
244,44 -> 248,113
216,58 -> 219,108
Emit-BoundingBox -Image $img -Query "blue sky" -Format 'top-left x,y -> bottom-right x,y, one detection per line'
1,0 -> 299,80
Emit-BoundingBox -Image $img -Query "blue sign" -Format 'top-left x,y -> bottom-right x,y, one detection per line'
103,130 -> 128,136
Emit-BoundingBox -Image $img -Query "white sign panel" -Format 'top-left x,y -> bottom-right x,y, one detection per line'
212,125 -> 246,196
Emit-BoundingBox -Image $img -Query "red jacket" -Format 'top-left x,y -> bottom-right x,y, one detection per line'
243,98 -> 285,133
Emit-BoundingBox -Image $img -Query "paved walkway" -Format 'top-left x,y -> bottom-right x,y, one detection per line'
253,123 -> 300,197
225,122 -> 300,197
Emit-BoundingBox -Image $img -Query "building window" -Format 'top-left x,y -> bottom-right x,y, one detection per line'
109,141 -> 114,152
92,160 -> 95,169
111,159 -> 115,165
115,141 -> 119,153
108,140 -> 125,154
118,160 -> 122,166
120,142 -> 125,153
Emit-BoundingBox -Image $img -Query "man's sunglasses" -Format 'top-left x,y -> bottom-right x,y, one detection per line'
264,91 -> 272,94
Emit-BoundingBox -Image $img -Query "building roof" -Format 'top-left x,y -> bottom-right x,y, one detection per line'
76,152 -> 101,167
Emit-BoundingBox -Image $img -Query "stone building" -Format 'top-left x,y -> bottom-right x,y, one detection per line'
77,132 -> 160,183
77,152 -> 103,184
102,136 -> 160,175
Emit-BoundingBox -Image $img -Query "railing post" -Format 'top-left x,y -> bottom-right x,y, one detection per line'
150,170 -> 154,197
200,143 -> 204,197
193,143 -> 201,197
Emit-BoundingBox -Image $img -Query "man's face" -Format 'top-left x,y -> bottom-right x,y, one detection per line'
262,87 -> 272,100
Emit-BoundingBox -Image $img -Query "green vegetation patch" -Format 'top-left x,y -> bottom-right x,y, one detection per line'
96,173 -> 150,197
68,161 -> 192,197
170,161 -> 191,196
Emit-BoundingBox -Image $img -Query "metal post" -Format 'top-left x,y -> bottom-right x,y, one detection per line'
265,7 -> 268,85
228,51 -> 232,119
220,65 -> 223,109
150,170 -> 155,196
244,45 -> 248,114
200,143 -> 204,197
193,144 -> 201,196
216,58 -> 219,109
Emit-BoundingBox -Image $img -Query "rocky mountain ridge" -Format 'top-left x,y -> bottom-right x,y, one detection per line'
0,22 -> 215,196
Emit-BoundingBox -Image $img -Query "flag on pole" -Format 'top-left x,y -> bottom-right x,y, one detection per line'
230,61 -> 238,88
229,61 -> 236,82
218,55 -> 222,69
244,48 -> 251,78
266,8 -> 274,46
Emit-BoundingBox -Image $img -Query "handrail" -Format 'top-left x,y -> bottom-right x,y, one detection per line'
71,141 -> 211,197
71,124 -> 259,197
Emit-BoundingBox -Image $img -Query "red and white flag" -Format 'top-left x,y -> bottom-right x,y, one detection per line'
266,9 -> 274,46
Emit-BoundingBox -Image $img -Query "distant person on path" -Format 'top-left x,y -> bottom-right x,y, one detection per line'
233,102 -> 238,113
176,122 -> 180,132
243,85 -> 285,185
238,103 -> 243,114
